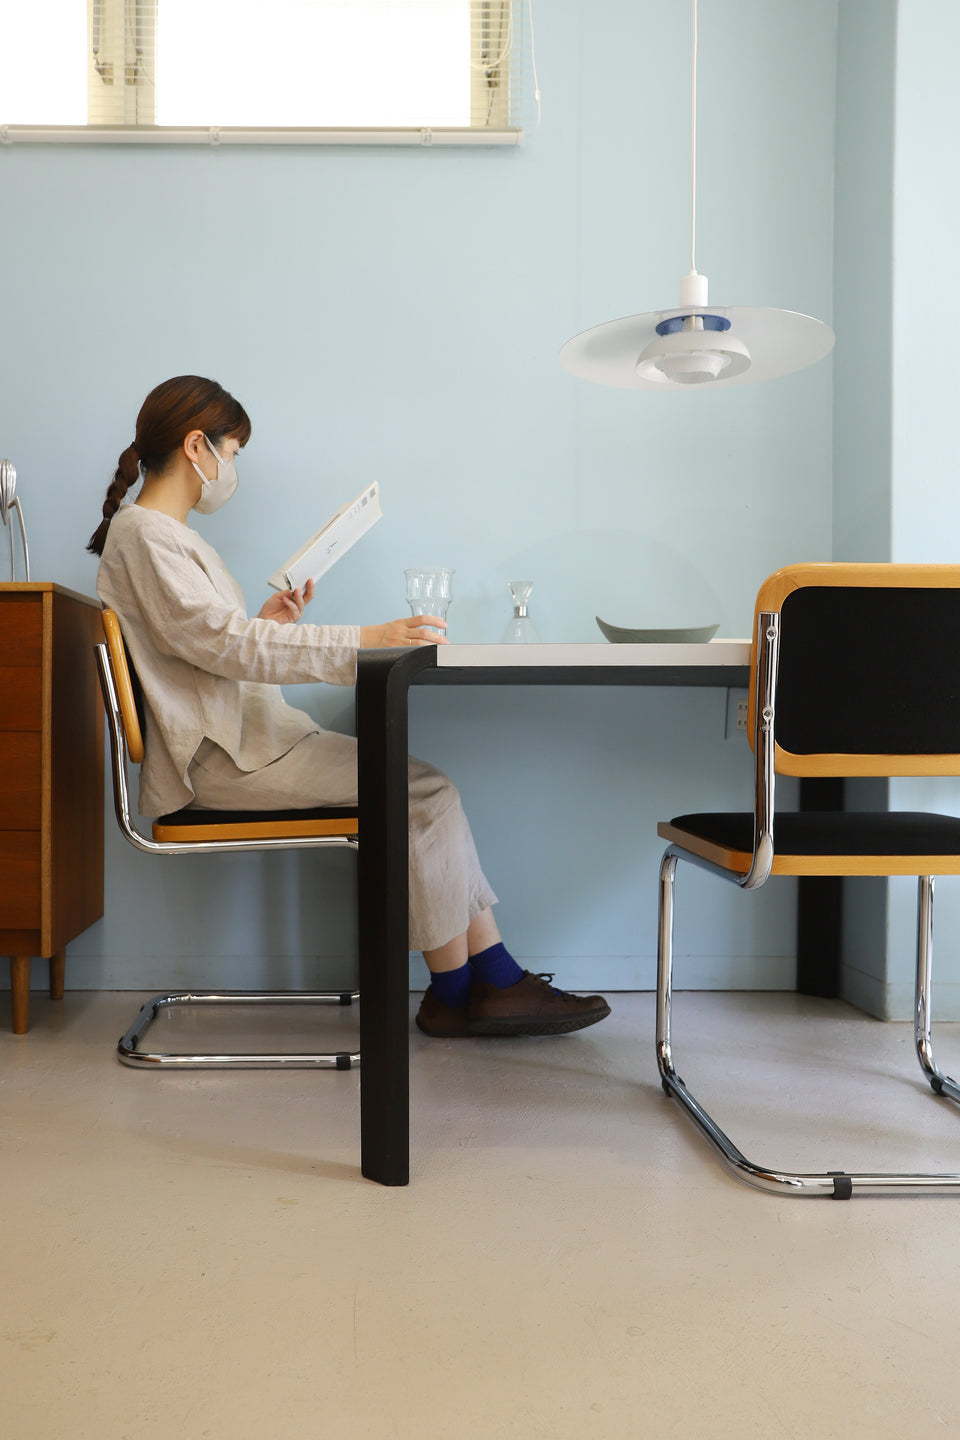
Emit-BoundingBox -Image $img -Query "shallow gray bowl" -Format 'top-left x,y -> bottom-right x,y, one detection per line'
595,617 -> 720,645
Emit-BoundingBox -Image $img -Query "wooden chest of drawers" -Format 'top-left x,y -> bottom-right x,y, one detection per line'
0,584 -> 104,1032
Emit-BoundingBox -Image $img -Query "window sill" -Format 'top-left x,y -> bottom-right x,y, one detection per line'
0,124 -> 523,148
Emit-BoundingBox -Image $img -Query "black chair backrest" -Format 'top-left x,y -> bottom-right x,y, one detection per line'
751,565 -> 960,776
123,636 -> 147,738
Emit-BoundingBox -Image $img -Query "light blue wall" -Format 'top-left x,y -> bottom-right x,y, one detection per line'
832,0 -> 895,566
0,0 -> 838,993
885,0 -> 960,1019
890,0 -> 960,566
831,0 -> 960,1020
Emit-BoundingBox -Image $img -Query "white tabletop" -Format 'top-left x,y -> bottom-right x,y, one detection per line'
436,640 -> 752,668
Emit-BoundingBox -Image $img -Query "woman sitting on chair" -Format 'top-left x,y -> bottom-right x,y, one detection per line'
88,375 -> 610,1040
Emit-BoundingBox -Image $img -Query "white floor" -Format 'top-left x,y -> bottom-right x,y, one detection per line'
3,990 -> 960,1440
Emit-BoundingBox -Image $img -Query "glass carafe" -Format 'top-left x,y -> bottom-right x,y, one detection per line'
500,580 -> 541,643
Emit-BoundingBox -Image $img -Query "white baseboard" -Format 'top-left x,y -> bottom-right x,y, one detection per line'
4,954 -> 358,992
408,953 -> 797,992
841,961 -> 960,1022
3,952 -> 796,994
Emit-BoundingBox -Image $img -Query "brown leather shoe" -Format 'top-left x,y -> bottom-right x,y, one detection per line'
468,971 -> 611,1037
415,987 -> 470,1038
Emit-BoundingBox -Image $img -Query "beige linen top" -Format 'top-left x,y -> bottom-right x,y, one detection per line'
96,504 -> 361,816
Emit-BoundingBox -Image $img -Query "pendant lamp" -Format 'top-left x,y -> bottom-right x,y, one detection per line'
559,0 -> 834,391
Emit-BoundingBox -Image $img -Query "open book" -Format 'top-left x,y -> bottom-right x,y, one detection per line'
267,481 -> 382,592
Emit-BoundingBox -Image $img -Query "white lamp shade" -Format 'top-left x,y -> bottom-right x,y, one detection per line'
559,304 -> 835,391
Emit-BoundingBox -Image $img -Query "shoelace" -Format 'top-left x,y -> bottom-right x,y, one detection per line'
532,971 -> 566,999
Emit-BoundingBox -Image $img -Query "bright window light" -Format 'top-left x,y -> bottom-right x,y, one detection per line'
0,0 -> 87,124
156,0 -> 472,128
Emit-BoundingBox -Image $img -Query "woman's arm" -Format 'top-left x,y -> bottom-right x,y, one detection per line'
119,525 -> 360,686
117,523 -> 445,689
256,579 -> 447,650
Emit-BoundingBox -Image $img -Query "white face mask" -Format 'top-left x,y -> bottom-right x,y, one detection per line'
192,435 -> 239,514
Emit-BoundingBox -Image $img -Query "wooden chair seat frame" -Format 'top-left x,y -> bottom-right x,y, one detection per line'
95,614 -> 360,1071
656,565 -> 960,1199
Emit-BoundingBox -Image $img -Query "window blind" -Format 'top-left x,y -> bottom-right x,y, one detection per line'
0,0 -> 524,142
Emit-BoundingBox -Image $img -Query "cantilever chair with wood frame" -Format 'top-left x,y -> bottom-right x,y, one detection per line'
657,563 -> 960,1199
95,608 -> 360,1070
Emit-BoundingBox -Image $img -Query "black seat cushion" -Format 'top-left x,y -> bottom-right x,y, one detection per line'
156,805 -> 359,827
670,810 -> 960,856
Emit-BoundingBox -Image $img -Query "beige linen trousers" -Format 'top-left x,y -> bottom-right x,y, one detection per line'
97,504 -> 496,952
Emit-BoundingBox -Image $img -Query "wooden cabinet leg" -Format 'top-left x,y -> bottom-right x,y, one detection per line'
10,956 -> 30,1035
49,949 -> 65,1001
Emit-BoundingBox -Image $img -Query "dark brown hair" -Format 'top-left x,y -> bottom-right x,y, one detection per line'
87,375 -> 252,556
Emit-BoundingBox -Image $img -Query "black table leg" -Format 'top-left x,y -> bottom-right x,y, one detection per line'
796,777 -> 844,998
356,647 -> 437,1185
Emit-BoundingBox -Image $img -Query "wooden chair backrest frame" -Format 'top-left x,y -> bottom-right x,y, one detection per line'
101,609 -> 144,764
749,563 -> 960,778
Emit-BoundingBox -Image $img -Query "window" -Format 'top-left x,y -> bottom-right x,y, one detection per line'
0,0 -> 87,125
0,0 -> 523,143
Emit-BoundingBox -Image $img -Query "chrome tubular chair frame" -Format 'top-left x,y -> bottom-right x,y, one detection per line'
118,990 -> 360,1070
655,608 -> 960,1199
96,640 -> 361,1071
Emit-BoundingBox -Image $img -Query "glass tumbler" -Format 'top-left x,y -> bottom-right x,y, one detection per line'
404,567 -> 454,636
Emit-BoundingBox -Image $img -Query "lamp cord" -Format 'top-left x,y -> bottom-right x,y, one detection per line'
690,0 -> 698,276
528,0 -> 542,134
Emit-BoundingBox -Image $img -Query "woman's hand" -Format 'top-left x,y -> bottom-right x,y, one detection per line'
359,615 -> 448,648
258,578 -> 315,625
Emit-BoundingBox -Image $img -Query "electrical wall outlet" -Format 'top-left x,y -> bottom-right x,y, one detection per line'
723,689 -> 749,739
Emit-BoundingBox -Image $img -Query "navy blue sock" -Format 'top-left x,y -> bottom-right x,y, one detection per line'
428,961 -> 472,1009
469,942 -> 524,989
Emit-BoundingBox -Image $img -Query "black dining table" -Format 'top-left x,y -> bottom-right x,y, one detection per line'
355,639 -> 838,1185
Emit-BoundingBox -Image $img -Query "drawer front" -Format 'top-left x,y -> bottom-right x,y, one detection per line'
0,733 -> 42,829
0,668 -> 42,730
0,832 -> 41,928
0,599 -> 43,666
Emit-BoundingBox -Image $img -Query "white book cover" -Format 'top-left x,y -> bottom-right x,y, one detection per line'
267,481 -> 382,591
